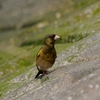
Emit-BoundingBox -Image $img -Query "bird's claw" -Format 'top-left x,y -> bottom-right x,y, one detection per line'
43,71 -> 49,75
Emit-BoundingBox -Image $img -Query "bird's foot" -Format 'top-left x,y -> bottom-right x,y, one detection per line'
43,71 -> 49,75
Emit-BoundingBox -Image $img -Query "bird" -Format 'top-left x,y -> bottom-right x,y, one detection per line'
35,34 -> 60,78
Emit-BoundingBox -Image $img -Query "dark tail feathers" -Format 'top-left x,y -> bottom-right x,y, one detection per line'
34,70 -> 43,78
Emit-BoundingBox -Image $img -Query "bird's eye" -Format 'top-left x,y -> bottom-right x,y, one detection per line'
48,35 -> 51,38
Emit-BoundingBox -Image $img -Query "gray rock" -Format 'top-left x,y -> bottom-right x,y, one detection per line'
2,32 -> 100,100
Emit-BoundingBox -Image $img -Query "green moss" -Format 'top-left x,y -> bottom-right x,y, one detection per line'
78,44 -> 84,51
93,4 -> 100,15
0,93 -> 2,97
55,43 -> 72,53
17,56 -> 33,68
41,76 -> 49,83
67,55 -> 77,62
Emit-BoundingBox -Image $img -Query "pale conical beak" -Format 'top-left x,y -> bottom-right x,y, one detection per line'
54,35 -> 60,40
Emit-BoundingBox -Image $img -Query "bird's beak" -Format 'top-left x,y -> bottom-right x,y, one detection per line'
54,35 -> 60,40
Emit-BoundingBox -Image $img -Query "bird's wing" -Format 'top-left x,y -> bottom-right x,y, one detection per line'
36,46 -> 57,61
36,47 -> 43,60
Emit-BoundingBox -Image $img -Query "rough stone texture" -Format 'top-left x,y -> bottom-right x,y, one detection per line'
1,32 -> 100,100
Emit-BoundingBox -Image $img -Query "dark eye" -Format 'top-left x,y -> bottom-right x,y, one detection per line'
48,36 -> 51,38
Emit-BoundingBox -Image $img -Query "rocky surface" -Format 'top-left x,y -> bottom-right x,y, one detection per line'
1,0 -> 100,100
1,32 -> 100,100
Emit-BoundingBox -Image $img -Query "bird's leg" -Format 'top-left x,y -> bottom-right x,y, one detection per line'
43,70 -> 49,75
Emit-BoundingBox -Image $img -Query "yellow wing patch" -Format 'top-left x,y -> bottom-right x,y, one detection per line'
36,48 -> 43,59
37,49 -> 42,56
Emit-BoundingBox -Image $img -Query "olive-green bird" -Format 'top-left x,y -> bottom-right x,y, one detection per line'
35,34 -> 60,78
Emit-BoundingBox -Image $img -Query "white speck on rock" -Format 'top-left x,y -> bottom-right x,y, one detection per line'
89,84 -> 93,88
95,84 -> 99,89
78,79 -> 81,83
80,90 -> 84,94
67,96 -> 72,100
60,61 -> 70,66
92,30 -> 95,33
88,73 -> 95,78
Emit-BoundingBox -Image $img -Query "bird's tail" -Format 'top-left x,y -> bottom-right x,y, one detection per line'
34,70 -> 43,78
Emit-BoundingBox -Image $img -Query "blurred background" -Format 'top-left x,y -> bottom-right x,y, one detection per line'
0,0 -> 100,97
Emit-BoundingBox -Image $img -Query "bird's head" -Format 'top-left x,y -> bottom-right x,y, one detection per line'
43,34 -> 60,47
